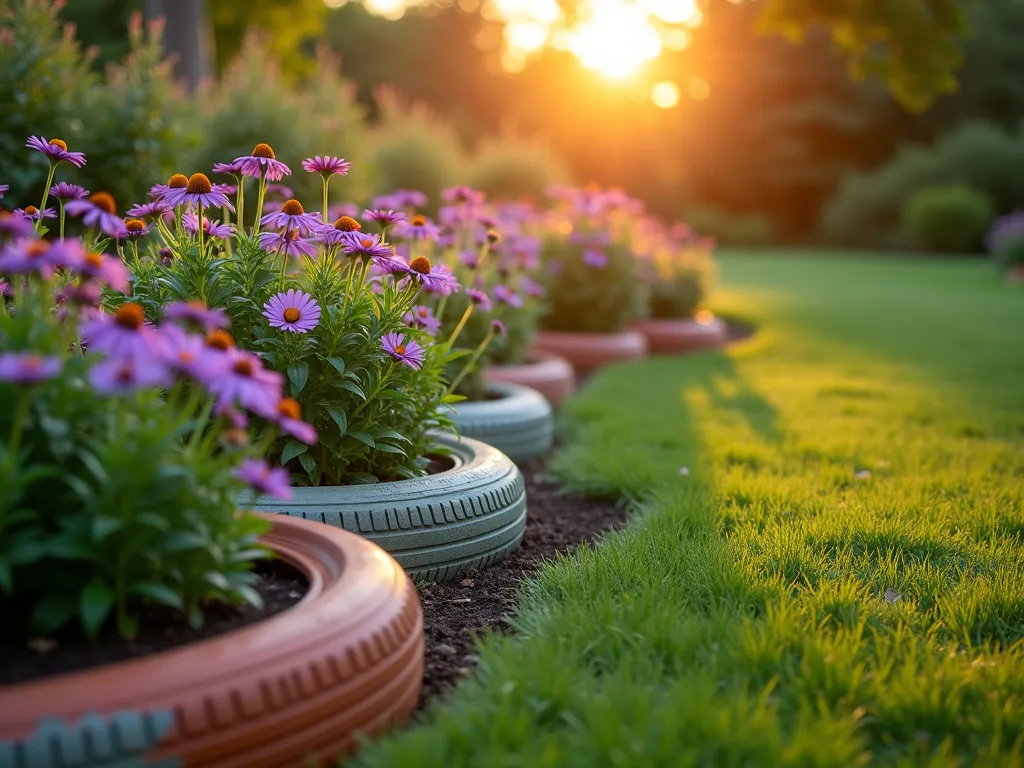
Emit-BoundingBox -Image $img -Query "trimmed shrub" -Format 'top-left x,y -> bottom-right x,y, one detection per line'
467,134 -> 571,203
902,184 -> 993,253
823,122 -> 1024,248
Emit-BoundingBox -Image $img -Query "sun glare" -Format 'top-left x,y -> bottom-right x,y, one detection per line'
568,0 -> 662,80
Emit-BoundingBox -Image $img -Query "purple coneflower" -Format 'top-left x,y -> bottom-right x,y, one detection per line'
212,159 -> 246,176
59,281 -> 102,309
64,192 -> 124,238
209,347 -> 284,417
126,199 -> 173,220
381,332 -> 425,370
329,202 -> 361,220
460,250 -> 481,270
442,185 -> 484,206
408,256 -> 458,295
116,218 -> 153,241
521,276 -> 545,299
88,358 -> 171,394
0,239 -> 81,277
81,303 -> 166,367
260,199 -> 320,235
264,289 -> 321,334
363,209 -> 406,230
79,251 -> 130,291
14,206 -> 56,222
403,305 -> 442,335
494,284 -> 524,308
0,353 -> 62,384
396,189 -> 428,208
583,249 -> 608,269
26,136 -> 86,168
234,458 -> 292,500
182,211 -> 235,240
491,318 -> 507,337
235,143 -> 292,181
343,233 -> 395,263
0,184 -> 8,198
164,299 -> 229,331
213,183 -> 237,196
392,214 -> 440,241
159,325 -> 230,386
271,398 -> 318,445
467,287 -> 492,311
152,174 -> 190,206
258,228 -> 318,261
183,173 -> 234,212
49,182 -> 89,203
302,156 -> 351,178
318,215 -> 363,248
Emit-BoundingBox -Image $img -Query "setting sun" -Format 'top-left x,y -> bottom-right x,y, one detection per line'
566,0 -> 662,80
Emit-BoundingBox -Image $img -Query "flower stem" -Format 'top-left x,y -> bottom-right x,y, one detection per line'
447,303 -> 474,349
253,172 -> 268,236
322,177 -> 330,225
35,164 -> 57,234
197,203 -> 205,256
59,202 -> 66,240
446,329 -> 495,395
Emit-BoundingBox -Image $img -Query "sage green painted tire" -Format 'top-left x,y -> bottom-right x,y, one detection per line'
450,382 -> 554,463
251,434 -> 526,582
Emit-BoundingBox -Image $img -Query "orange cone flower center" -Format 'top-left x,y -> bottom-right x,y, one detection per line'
277,398 -> 302,420
410,215 -> 427,226
409,256 -> 432,274
125,218 -> 146,232
334,216 -> 360,232
186,173 -> 212,195
48,138 -> 68,151
205,330 -> 235,350
232,358 -> 254,377
252,143 -> 276,159
90,192 -> 117,214
396,345 -> 406,355
280,199 -> 304,216
168,174 -> 189,189
283,307 -> 301,323
114,303 -> 145,330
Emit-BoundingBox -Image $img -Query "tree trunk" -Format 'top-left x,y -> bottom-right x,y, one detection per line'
145,0 -> 213,92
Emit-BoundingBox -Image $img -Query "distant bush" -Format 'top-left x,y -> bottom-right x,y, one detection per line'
184,36 -> 368,210
901,184 -> 993,253
467,134 -> 571,203
366,88 -> 467,209
823,122 -> 1024,248
683,207 -> 777,247
0,0 -> 187,209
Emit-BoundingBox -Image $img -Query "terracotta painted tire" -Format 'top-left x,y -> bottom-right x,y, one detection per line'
530,330 -> 648,376
631,316 -> 728,355
0,514 -> 423,768
253,434 -> 526,582
450,382 -> 554,463
483,353 -> 576,407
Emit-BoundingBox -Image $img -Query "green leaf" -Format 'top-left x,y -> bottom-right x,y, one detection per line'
324,356 -> 346,376
287,362 -> 310,395
298,453 -> 318,483
31,591 -> 78,636
91,515 -> 122,542
333,379 -> 366,399
163,531 -> 209,552
130,581 -> 185,610
372,428 -> 412,443
236,584 -> 265,610
325,405 -> 348,436
80,578 -> 115,637
349,431 -> 376,448
0,559 -> 11,593
374,442 -> 408,456
204,571 -> 230,591
281,440 -> 308,465
348,472 -> 380,485
443,394 -> 468,404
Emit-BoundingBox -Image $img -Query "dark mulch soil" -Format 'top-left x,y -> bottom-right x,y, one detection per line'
417,464 -> 627,709
0,559 -> 308,685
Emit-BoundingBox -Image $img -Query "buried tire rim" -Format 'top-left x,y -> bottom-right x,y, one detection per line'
450,381 -> 554,463
483,352 -> 576,407
252,433 -> 526,583
0,514 -> 423,768
531,329 -> 647,376
631,315 -> 728,355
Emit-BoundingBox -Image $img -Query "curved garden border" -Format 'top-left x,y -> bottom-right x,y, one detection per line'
0,514 -> 423,767
631,315 -> 728,354
252,434 -> 527,582
450,381 -> 554,462
531,329 -> 648,376
483,352 -> 576,407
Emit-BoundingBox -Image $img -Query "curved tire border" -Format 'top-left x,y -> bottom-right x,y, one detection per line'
0,514 -> 423,767
451,382 -> 554,462
253,434 -> 527,583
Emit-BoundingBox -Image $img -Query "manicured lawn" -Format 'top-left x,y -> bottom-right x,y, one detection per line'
357,251 -> 1024,766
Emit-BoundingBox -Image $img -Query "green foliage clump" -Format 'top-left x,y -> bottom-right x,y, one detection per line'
822,122 -> 1024,249
184,36 -> 368,210
684,207 -> 778,247
467,134 -> 571,204
366,88 -> 467,210
902,184 -> 993,254
0,0 -> 187,208
540,236 -> 646,334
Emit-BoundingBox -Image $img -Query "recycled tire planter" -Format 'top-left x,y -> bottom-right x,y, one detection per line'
450,381 -> 554,463
252,434 -> 526,583
531,329 -> 648,376
483,352 -> 576,407
0,514 -> 423,768
631,315 -> 728,355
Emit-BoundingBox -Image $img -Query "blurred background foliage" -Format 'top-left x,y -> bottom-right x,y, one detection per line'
5,0 -> 1024,254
